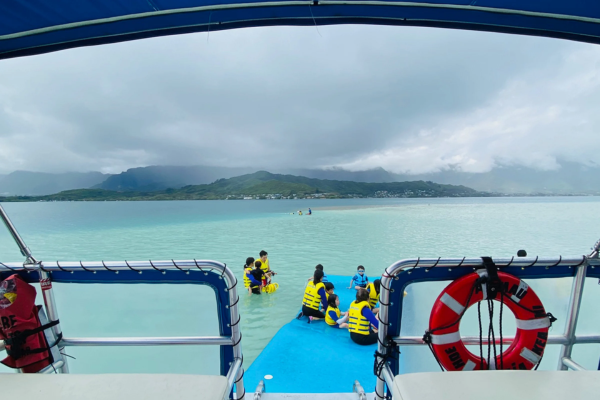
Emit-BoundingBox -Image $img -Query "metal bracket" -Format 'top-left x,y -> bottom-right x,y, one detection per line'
253,380 -> 265,400
353,380 -> 367,400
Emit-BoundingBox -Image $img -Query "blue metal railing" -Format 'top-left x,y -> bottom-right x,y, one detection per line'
375,249 -> 600,399
0,260 -> 245,400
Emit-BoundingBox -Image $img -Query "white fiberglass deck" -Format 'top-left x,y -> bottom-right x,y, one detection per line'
0,374 -> 229,400
392,370 -> 600,400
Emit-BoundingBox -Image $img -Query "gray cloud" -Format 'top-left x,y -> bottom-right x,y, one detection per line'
0,25 -> 596,174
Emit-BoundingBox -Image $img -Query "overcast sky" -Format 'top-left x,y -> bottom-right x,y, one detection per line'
0,25 -> 599,175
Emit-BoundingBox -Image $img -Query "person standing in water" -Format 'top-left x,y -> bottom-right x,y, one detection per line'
258,250 -> 275,285
243,257 -> 262,295
243,257 -> 255,290
308,208 -> 312,215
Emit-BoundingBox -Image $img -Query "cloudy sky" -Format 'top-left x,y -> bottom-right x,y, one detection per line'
0,24 -> 599,175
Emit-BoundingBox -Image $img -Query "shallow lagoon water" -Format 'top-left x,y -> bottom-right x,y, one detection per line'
0,197 -> 599,374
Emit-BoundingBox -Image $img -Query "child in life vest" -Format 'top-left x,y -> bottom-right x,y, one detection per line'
325,294 -> 349,329
254,260 -> 271,288
324,282 -> 334,299
348,265 -> 368,289
244,258 -> 262,295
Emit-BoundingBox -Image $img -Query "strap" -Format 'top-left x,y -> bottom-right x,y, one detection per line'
481,257 -> 502,300
3,319 -> 61,360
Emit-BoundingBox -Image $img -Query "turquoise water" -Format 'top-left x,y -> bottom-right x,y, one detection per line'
0,197 -> 599,374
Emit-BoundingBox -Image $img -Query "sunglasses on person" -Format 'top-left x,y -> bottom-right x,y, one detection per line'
358,270 -> 365,273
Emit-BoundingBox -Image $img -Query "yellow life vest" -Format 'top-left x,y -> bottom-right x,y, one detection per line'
348,300 -> 371,335
310,282 -> 330,301
259,258 -> 269,273
243,267 -> 252,288
367,282 -> 380,308
325,306 -> 341,326
302,281 -> 325,310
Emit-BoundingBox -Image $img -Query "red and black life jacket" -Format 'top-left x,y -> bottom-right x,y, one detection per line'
0,274 -> 61,373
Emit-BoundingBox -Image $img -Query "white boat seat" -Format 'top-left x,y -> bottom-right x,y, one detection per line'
392,371 -> 600,400
0,374 -> 229,400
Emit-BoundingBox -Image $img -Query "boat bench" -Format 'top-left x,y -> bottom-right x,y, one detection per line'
0,374 -> 228,400
392,371 -> 600,400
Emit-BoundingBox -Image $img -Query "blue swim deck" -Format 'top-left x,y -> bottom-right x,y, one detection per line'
244,275 -> 378,393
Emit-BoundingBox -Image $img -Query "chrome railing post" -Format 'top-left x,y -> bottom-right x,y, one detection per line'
0,204 -> 69,372
222,264 -> 245,399
225,357 -> 243,400
375,262 -> 396,400
561,357 -> 586,371
557,259 -> 589,370
39,269 -> 69,373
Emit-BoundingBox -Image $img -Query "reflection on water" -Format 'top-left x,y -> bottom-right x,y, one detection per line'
0,197 -> 599,372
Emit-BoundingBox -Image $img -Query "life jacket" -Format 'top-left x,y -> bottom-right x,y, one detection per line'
259,259 -> 270,285
244,267 -> 260,289
243,267 -> 253,288
325,306 -> 341,326
302,281 -> 325,310
259,258 -> 269,273
348,300 -> 371,335
367,282 -> 380,308
247,269 -> 261,287
353,273 -> 368,287
0,274 -> 60,373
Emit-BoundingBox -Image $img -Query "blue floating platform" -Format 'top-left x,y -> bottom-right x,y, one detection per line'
244,275 -> 378,393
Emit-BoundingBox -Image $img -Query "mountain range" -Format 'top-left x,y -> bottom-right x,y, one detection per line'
0,171 -> 483,202
0,162 -> 599,196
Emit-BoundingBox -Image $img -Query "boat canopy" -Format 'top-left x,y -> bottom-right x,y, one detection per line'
1,1 -> 600,60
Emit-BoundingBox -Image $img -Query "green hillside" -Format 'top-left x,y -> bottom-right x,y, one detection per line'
0,171 -> 487,202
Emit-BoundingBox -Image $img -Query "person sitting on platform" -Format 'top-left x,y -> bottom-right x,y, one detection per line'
348,265 -> 368,289
307,264 -> 328,283
325,294 -> 349,329
324,282 -> 334,298
348,289 -> 379,345
299,270 -> 328,322
366,279 -> 381,313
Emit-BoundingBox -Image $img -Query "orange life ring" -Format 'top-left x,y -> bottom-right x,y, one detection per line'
427,271 -> 551,371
